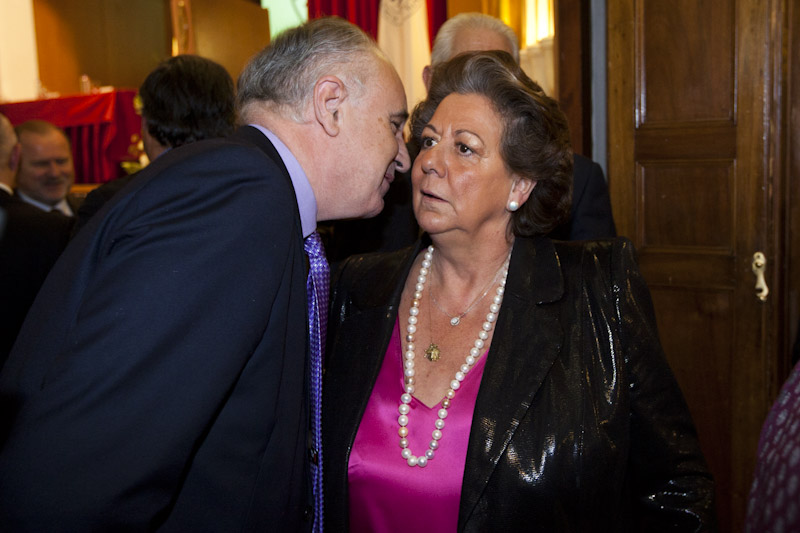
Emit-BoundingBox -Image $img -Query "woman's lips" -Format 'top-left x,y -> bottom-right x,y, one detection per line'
420,189 -> 444,201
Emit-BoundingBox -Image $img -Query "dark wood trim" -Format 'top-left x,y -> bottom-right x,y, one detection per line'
555,0 -> 592,157
784,0 -> 800,377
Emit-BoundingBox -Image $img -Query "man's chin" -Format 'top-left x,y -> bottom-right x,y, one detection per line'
43,188 -> 69,202
359,199 -> 384,219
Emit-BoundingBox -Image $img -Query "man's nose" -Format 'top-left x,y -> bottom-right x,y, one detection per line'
47,161 -> 64,176
395,140 -> 411,172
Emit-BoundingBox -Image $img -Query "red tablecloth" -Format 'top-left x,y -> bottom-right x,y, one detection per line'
0,90 -> 141,184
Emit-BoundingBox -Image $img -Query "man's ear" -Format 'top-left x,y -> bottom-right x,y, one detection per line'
8,142 -> 20,174
313,75 -> 347,137
422,65 -> 432,93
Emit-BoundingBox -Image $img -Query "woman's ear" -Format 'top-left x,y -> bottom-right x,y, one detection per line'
313,75 -> 347,137
507,177 -> 536,211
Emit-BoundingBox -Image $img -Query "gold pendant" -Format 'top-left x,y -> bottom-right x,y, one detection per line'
424,343 -> 441,362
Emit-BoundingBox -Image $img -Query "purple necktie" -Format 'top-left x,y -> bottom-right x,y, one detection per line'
304,231 -> 328,532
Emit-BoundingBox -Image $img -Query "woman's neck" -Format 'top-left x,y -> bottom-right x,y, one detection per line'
427,230 -> 514,304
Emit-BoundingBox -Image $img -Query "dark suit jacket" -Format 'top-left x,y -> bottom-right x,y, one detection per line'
549,153 -> 616,240
13,190 -> 83,217
0,126 -> 312,531
323,152 -> 616,262
323,237 -> 715,532
71,173 -> 134,237
0,190 -> 73,365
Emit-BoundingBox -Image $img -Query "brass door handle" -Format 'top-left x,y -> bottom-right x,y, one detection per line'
752,252 -> 769,302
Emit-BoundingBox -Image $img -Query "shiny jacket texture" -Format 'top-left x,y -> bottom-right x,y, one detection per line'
323,236 -> 716,532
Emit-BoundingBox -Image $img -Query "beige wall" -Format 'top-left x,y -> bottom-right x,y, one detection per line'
0,0 -> 40,102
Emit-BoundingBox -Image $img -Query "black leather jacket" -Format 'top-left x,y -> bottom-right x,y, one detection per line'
323,236 -> 716,531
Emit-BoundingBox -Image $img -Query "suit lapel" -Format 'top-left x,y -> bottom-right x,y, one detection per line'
458,237 -> 565,530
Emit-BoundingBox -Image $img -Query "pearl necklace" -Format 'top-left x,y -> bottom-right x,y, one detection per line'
398,244 -> 510,467
430,263 -> 503,326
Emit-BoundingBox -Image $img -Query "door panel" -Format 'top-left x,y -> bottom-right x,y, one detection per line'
639,1 -> 735,123
608,1 -> 789,530
640,161 -> 734,248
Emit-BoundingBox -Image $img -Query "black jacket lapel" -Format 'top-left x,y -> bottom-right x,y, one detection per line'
458,237 -> 565,530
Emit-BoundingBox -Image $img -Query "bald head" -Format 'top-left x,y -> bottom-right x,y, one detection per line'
424,13 -> 520,92
0,114 -> 20,189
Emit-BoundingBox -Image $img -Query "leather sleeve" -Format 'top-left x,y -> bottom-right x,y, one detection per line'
611,239 -> 717,531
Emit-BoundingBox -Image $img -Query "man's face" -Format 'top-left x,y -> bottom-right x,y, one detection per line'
335,59 -> 411,219
16,129 -> 75,206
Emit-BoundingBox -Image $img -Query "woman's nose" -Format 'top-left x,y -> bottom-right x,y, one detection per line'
418,144 -> 443,177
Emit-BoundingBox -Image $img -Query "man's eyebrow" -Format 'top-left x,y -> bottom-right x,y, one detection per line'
390,111 -> 409,123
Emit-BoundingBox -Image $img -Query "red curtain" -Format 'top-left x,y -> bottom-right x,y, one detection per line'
426,0 -> 447,49
0,91 -> 141,184
308,0 -> 447,49
308,0 -> 381,40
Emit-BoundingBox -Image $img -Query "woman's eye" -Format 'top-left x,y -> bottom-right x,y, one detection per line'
458,143 -> 473,155
421,137 -> 437,148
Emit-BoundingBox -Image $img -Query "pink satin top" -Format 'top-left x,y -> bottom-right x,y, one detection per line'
348,319 -> 489,532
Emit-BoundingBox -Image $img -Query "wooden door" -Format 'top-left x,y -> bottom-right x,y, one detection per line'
607,0 -> 792,530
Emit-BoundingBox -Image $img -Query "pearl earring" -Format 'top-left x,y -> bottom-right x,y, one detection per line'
507,200 -> 519,212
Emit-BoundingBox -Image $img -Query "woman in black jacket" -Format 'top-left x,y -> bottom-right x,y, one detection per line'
323,51 -> 715,532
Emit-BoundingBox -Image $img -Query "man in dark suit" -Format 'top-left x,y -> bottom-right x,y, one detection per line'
0,113 -> 73,365
14,120 -> 79,216
0,18 -> 410,532
324,13 -> 616,262
72,54 -> 237,237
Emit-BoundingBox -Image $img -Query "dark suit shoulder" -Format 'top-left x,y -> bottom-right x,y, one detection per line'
571,152 -> 595,178
105,139 -> 295,227
149,136 -> 278,172
549,154 -> 616,241
72,175 -> 135,237
1,195 -> 74,239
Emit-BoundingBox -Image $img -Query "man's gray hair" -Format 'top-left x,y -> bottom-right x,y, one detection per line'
430,12 -> 520,66
238,17 -> 381,122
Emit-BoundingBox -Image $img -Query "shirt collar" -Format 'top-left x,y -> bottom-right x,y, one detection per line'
17,191 -> 73,216
0,183 -> 12,195
248,124 -> 317,238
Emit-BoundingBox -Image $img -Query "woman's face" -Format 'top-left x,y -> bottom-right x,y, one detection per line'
412,92 -> 530,240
